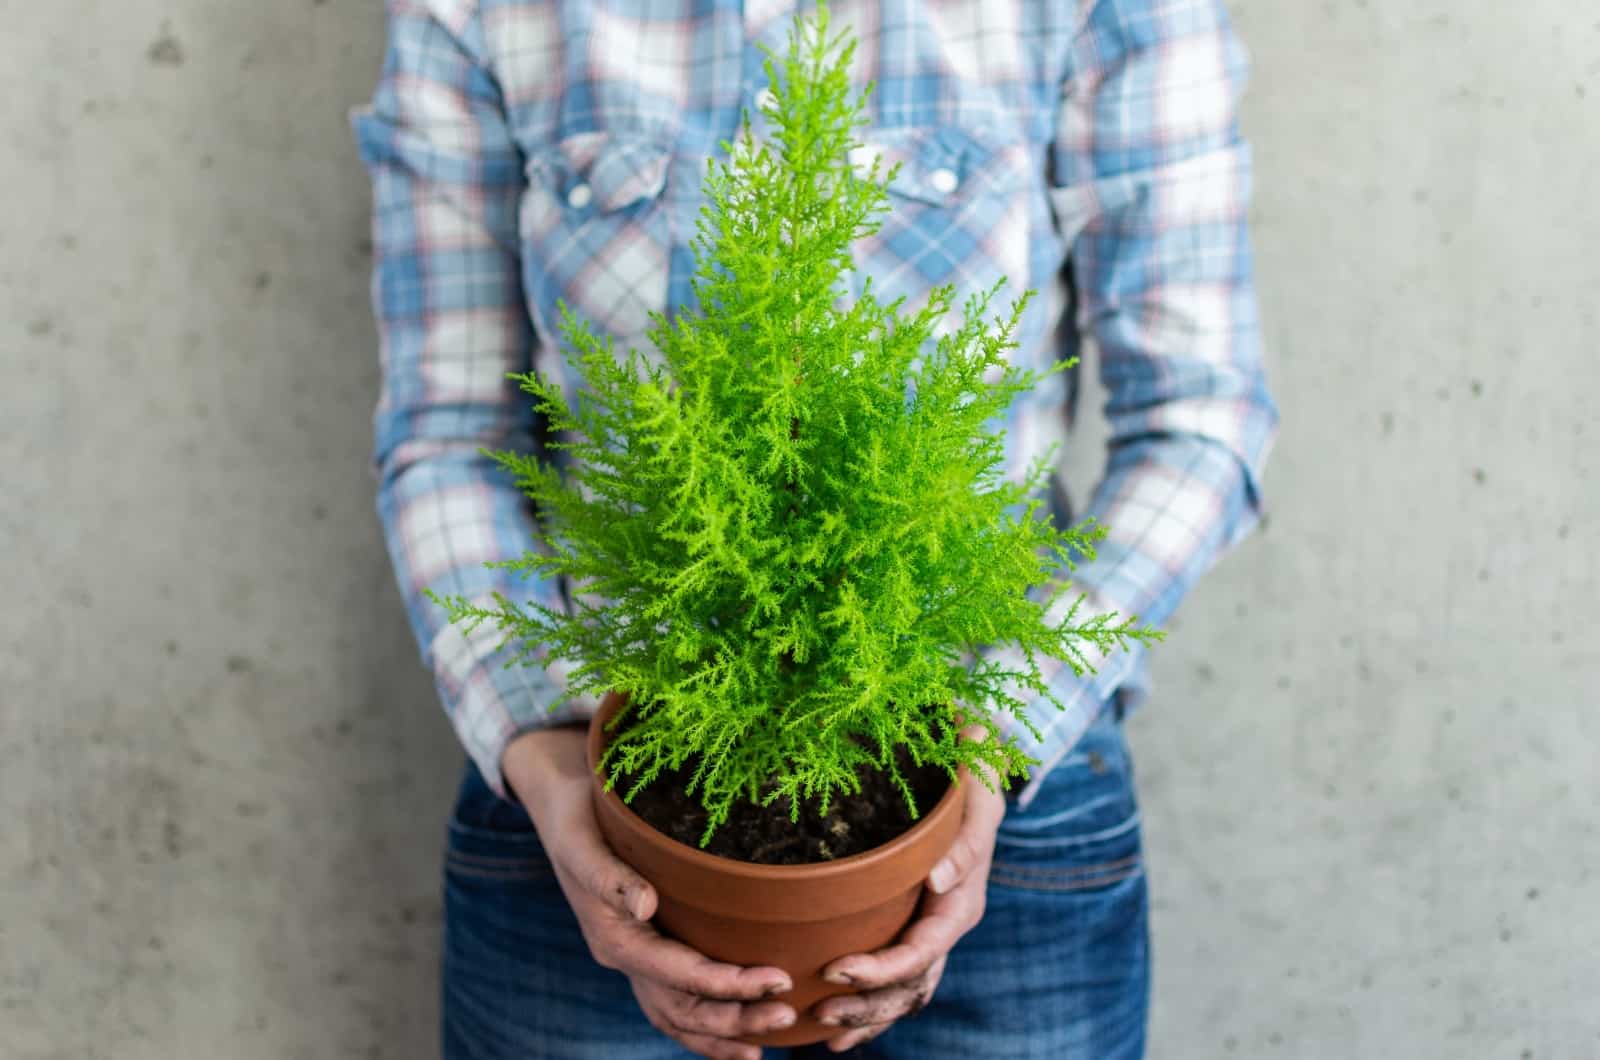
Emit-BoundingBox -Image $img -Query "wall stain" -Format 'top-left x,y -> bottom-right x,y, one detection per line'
163,818 -> 184,858
146,24 -> 185,67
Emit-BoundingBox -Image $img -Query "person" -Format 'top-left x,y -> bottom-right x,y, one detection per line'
351,0 -> 1279,1056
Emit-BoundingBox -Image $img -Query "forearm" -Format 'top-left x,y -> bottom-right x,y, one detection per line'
353,0 -> 593,800
375,439 -> 597,797
988,0 -> 1281,807
991,428 -> 1268,805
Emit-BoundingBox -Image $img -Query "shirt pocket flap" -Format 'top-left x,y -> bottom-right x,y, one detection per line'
526,131 -> 673,213
849,124 -> 1027,206
1046,139 -> 1252,244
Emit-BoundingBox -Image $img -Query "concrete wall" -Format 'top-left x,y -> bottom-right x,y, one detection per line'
2,2 -> 1594,1057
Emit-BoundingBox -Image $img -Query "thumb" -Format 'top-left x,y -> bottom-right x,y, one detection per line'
505,731 -> 659,922
621,874 -> 658,922
564,816 -> 659,922
926,725 -> 1006,894
957,721 -> 1004,790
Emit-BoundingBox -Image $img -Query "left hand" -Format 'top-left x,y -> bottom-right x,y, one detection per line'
810,725 -> 1009,1052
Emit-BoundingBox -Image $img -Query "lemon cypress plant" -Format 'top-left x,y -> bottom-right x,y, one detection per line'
426,0 -> 1164,849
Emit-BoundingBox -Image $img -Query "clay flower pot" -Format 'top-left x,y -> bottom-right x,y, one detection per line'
586,689 -> 968,1047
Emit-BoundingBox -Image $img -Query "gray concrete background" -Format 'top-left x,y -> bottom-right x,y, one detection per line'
1,1 -> 1594,1057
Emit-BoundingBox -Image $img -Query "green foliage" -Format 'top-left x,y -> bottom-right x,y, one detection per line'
426,0 -> 1165,847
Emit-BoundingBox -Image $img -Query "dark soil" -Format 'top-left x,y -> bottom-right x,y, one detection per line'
616,747 -> 954,865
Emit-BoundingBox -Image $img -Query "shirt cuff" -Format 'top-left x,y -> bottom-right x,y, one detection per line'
428,591 -> 601,801
983,596 -> 1153,812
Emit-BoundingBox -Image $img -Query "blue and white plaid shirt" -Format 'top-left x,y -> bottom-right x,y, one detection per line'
351,0 -> 1280,810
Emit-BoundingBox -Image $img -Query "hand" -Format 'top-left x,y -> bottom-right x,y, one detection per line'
503,725 -> 796,1060
810,725 -> 1007,1053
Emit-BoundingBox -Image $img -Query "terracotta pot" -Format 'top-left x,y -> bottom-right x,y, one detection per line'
587,689 -> 967,1047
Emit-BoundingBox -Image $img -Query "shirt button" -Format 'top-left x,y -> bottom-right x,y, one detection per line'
928,167 -> 959,195
755,87 -> 779,112
566,182 -> 593,209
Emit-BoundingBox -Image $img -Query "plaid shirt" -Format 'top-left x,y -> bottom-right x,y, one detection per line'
351,0 -> 1280,810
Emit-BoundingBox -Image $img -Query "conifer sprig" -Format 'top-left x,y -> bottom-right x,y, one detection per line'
426,0 -> 1165,847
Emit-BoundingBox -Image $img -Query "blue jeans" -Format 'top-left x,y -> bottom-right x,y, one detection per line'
440,702 -> 1149,1059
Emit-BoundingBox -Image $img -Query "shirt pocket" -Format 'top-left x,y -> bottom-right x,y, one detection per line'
518,130 -> 675,362
842,124 -> 1034,337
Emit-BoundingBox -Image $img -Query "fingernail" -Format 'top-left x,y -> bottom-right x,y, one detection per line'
819,1014 -> 842,1026
929,860 -> 953,893
627,888 -> 649,920
771,1010 -> 796,1029
763,977 -> 793,997
823,969 -> 855,986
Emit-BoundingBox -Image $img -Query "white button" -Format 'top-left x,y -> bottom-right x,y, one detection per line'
928,168 -> 959,195
566,182 -> 592,209
755,87 -> 778,112
848,145 -> 879,171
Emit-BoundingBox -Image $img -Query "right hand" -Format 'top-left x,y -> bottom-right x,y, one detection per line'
503,724 -> 797,1060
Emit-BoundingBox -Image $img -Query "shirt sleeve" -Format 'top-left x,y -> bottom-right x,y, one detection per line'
991,0 -> 1282,810
349,0 -> 596,801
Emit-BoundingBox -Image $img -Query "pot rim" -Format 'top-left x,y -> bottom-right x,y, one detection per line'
587,689 -> 970,882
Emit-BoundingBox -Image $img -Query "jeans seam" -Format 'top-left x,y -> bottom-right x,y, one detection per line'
995,811 -> 1141,849
989,852 -> 1140,878
444,842 -> 556,879
446,846 -> 553,867
988,860 -> 1143,891
447,821 -> 544,843
444,859 -> 556,881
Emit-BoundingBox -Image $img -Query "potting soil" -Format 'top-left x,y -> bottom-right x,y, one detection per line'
615,747 -> 954,865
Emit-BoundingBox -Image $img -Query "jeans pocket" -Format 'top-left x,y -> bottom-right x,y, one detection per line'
989,711 -> 1143,893
443,759 -> 557,883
